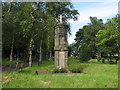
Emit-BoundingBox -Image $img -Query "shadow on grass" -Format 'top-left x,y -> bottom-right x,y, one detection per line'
68,62 -> 90,73
18,69 -> 31,74
2,62 -> 29,73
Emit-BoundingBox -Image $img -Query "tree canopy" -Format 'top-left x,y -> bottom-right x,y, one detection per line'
71,16 -> 120,62
2,2 -> 79,66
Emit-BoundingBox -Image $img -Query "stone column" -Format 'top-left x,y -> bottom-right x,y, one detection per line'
54,23 -> 68,69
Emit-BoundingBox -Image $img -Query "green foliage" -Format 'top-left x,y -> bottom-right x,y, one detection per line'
73,17 -> 103,61
53,68 -> 67,73
96,16 -> 120,56
96,56 -> 101,61
2,2 -> 79,64
71,16 -> 120,61
2,58 -> 25,65
88,59 -> 98,63
70,66 -> 83,73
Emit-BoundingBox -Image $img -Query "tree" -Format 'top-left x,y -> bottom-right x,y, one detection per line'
2,2 -> 25,67
96,16 -> 120,61
74,17 -> 103,61
2,2 -> 79,67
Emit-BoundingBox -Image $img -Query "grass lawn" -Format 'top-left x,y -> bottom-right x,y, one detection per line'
2,57 -> 118,88
2,58 -> 26,65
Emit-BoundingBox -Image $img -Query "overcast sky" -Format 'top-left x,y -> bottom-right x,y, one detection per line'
68,1 -> 118,44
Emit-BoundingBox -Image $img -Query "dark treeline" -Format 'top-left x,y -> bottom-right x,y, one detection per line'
2,2 -> 79,67
69,16 -> 120,63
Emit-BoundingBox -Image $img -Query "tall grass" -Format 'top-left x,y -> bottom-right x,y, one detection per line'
2,58 -> 118,88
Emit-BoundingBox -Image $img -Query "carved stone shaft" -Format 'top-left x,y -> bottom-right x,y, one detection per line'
54,23 -> 68,69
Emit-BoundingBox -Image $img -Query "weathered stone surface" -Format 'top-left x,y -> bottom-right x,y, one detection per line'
54,23 -> 68,69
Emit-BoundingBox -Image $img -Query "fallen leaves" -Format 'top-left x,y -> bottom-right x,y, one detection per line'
2,76 -> 12,84
41,80 -> 51,85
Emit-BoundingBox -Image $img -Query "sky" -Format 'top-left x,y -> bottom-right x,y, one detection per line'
68,1 -> 118,44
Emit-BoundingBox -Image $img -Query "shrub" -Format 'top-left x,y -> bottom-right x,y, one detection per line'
88,59 -> 97,63
97,56 -> 101,61
53,68 -> 67,73
70,67 -> 83,73
109,61 -> 115,64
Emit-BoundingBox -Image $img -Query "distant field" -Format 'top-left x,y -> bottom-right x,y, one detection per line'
2,58 -> 118,88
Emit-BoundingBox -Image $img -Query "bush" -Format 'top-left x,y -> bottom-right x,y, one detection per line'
109,61 -> 115,64
88,59 -> 98,63
70,67 -> 83,73
97,56 -> 101,61
53,68 -> 67,73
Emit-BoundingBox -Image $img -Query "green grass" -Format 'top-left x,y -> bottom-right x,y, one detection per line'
88,59 -> 118,64
2,57 -> 118,88
2,58 -> 25,65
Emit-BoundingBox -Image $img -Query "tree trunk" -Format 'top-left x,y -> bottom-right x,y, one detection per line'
49,51 -> 52,61
102,59 -> 105,63
102,57 -> 105,63
97,53 -> 101,62
109,53 -> 112,61
118,48 -> 120,57
28,4 -> 39,67
28,37 -> 33,67
117,43 -> 120,56
16,52 -> 19,69
9,32 -> 14,67
38,40 -> 42,65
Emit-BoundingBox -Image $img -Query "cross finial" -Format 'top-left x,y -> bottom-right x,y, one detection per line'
59,15 -> 63,23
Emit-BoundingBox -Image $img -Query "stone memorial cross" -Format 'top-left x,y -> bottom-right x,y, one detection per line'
54,15 -> 68,69
59,15 -> 64,23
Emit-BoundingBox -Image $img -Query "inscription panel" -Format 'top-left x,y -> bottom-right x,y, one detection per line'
59,52 -> 65,68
